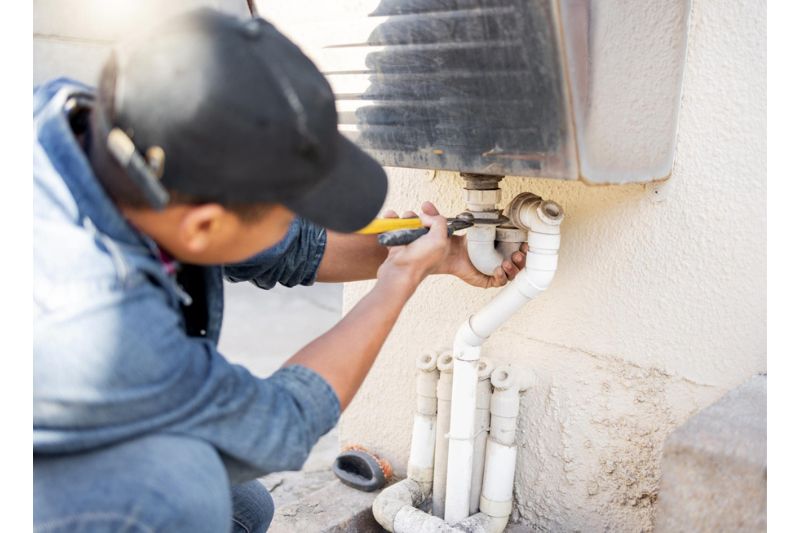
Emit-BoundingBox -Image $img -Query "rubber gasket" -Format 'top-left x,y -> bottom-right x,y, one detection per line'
332,450 -> 388,492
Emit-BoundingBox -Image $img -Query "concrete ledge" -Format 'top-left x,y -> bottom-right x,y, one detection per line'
655,374 -> 766,532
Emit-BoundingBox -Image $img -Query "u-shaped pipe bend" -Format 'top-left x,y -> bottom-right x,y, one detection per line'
466,224 -> 504,276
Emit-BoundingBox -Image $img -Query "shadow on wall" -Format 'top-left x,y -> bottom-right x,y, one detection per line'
334,0 -> 573,177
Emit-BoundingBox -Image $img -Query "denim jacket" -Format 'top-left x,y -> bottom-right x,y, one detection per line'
33,79 -> 340,480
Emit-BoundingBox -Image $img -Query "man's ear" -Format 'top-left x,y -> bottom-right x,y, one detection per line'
178,204 -> 228,254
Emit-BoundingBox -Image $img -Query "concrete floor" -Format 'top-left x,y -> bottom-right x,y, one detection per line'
218,280 -> 344,475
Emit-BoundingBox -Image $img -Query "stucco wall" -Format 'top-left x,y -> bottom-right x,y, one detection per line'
338,0 -> 766,530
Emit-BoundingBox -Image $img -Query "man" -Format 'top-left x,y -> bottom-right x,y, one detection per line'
33,8 -> 527,532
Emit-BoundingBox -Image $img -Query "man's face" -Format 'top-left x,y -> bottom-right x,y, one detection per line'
122,202 -> 297,265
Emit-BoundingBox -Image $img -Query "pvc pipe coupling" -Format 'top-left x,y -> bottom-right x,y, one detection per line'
461,174 -> 504,220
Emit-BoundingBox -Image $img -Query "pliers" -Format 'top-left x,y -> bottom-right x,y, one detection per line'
356,213 -> 475,247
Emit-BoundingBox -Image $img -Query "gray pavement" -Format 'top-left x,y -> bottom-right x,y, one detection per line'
655,374 -> 766,532
218,280 -> 344,478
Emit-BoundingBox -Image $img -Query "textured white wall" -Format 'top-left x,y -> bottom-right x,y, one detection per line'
338,0 -> 766,530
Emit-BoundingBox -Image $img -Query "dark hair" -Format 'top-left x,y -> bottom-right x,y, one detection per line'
89,55 -> 275,224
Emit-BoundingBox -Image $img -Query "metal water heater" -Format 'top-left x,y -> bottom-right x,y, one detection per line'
255,0 -> 692,184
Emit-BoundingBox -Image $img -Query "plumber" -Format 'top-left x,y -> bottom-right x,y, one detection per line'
32,8 -> 527,533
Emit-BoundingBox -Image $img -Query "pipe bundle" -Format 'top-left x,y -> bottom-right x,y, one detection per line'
373,194 -> 564,532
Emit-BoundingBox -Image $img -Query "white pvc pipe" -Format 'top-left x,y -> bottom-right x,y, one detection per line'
373,351 -> 439,531
389,366 -> 535,533
432,351 -> 454,518
477,365 -> 536,532
469,274 -> 539,339
372,478 -> 427,532
408,414 -> 436,482
394,505 -> 459,532
391,502 -> 505,533
378,365 -> 536,533
408,351 -> 439,491
445,195 -> 563,524
444,355 -> 479,523
479,440 -> 517,522
466,225 -> 503,276
391,506 -> 503,533
393,504 -> 496,532
469,231 -> 561,340
470,358 -> 495,515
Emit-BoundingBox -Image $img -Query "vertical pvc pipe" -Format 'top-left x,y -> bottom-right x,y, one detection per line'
407,351 -> 439,491
444,353 -> 479,523
478,365 -> 535,531
469,358 -> 495,514
372,351 -> 440,532
479,439 -> 517,526
432,351 -> 454,518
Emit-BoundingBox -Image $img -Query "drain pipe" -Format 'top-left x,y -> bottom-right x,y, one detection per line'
373,352 -> 439,531
462,174 -> 505,276
373,364 -> 536,533
478,365 -> 535,532
432,351 -> 454,518
445,194 -> 564,523
470,358 -> 495,514
411,350 -> 439,491
466,225 -> 504,276
434,354 -> 494,519
469,193 -> 564,340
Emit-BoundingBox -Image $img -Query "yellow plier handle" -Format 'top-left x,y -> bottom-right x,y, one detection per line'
355,218 -> 423,235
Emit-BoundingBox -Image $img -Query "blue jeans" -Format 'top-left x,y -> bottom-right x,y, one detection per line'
34,434 -> 274,532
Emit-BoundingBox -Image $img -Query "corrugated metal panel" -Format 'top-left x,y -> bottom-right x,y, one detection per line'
260,0 -> 578,179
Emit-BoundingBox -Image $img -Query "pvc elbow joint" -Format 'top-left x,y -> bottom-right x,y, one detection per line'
453,321 -> 486,362
516,264 -> 556,294
507,193 -> 564,233
372,478 -> 427,532
491,364 -> 536,393
508,193 -> 564,292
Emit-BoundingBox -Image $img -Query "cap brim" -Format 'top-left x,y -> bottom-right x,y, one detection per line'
285,134 -> 388,233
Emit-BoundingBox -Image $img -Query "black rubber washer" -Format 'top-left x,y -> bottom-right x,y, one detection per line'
332,450 -> 387,492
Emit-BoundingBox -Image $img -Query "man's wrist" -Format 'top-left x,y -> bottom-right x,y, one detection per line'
374,266 -> 422,300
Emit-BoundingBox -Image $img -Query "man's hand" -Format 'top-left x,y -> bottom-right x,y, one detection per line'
382,202 -> 527,289
377,204 -> 450,287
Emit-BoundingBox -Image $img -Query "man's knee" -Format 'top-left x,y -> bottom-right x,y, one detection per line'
160,453 -> 232,532
231,480 -> 274,533
35,434 -> 232,532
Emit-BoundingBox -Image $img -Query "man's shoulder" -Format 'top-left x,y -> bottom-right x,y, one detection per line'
34,77 -> 95,117
33,161 -> 163,324
33,96 -> 111,309
32,77 -> 149,310
33,78 -> 91,223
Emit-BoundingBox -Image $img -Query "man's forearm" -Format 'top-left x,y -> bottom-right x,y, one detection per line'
281,274 -> 417,409
315,231 -> 388,282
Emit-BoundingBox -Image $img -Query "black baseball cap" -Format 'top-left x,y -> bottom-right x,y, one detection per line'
100,7 -> 387,233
